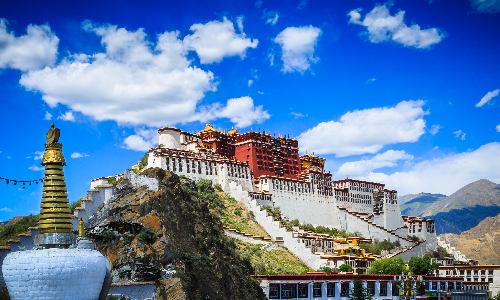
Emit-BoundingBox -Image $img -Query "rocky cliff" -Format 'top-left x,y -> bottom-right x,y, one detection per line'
88,168 -> 266,300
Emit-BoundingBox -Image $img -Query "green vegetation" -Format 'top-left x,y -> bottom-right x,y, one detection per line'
366,257 -> 405,274
349,275 -> 373,300
359,239 -> 401,255
107,177 -> 116,184
235,240 -> 313,275
138,226 -> 157,244
408,256 -> 440,275
220,190 -> 269,238
300,223 -> 352,238
100,230 -> 115,242
426,246 -> 449,259
407,235 -> 420,242
134,152 -> 149,174
69,197 -> 84,213
339,263 -> 354,272
318,266 -> 338,272
0,215 -> 39,246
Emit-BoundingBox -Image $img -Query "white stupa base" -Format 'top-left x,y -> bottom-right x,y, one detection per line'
2,248 -> 107,300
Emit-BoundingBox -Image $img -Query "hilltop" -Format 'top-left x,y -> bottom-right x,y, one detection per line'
439,212 -> 500,265
400,179 -> 500,235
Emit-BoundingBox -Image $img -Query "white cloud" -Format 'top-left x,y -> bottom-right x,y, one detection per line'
348,4 -> 446,49
274,26 -> 322,73
124,128 -> 159,152
44,111 -> 52,120
453,130 -> 466,140
258,91 -> 264,94
429,124 -> 442,135
0,207 -> 12,212
298,0 -> 309,9
496,124 -> 500,132
198,96 -> 270,128
255,0 -> 263,8
336,150 -> 413,177
263,10 -> 280,25
28,164 -> 44,171
359,142 -> 500,195
470,0 -> 500,13
366,78 -> 376,83
290,110 -> 306,118
70,152 -> 89,158
268,52 -> 275,66
34,151 -> 44,160
298,100 -> 427,157
183,17 -> 258,64
57,111 -> 75,122
0,19 -> 59,71
20,22 -> 219,127
433,146 -> 439,150
475,89 -> 500,107
248,79 -> 253,87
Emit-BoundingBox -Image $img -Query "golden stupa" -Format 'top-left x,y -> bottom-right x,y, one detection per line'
38,123 -> 73,234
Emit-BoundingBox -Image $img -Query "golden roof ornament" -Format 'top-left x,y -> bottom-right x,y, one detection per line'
39,123 -> 73,235
200,122 -> 216,133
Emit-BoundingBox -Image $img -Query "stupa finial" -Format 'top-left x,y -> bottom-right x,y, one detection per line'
38,123 -> 73,238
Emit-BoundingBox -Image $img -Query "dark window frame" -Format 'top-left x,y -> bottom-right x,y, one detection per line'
281,284 -> 297,299
341,283 -> 350,297
313,282 -> 322,298
327,282 -> 335,297
298,284 -> 308,298
392,283 -> 399,296
380,283 -> 387,296
269,284 -> 280,299
367,282 -> 375,296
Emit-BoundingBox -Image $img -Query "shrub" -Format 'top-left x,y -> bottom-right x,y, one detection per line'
214,183 -> 223,192
100,230 -> 115,242
69,197 -> 84,213
318,266 -> 337,273
408,235 -> 420,242
196,179 -> 214,194
138,226 -> 157,244
339,263 -> 353,272
107,177 -> 116,184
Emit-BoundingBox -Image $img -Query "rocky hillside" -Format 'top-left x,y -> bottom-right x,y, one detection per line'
439,212 -> 500,265
399,179 -> 500,235
399,193 -> 445,216
87,168 -> 266,300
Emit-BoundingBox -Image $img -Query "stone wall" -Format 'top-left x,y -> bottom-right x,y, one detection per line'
124,169 -> 159,192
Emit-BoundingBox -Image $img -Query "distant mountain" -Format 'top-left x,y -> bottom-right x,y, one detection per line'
400,179 -> 500,235
399,193 -> 446,216
439,212 -> 500,265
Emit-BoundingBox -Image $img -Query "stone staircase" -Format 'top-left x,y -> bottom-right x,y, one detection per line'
72,183 -> 116,229
339,207 -> 412,246
227,181 -> 332,270
437,236 -> 468,262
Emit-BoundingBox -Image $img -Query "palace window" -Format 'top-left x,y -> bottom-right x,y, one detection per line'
327,283 -> 335,297
392,283 -> 399,296
367,283 -> 375,295
269,284 -> 280,299
432,282 -> 437,290
341,283 -> 350,297
313,283 -> 322,298
298,284 -> 308,298
380,283 -> 387,296
281,284 -> 297,299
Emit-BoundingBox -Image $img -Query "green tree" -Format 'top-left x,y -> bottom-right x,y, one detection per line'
349,275 -> 373,300
339,263 -> 354,272
367,257 -> 405,275
409,255 -> 439,275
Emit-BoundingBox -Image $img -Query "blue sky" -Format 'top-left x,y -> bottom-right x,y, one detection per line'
1,0 -> 500,221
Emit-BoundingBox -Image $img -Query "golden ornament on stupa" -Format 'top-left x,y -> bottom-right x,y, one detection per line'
38,123 -> 73,234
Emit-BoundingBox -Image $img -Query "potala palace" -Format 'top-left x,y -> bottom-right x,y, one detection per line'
146,124 -> 437,251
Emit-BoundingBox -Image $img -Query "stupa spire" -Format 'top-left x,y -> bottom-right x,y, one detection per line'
38,123 -> 73,235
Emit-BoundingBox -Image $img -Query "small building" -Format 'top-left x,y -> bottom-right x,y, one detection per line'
439,265 -> 500,297
256,273 -> 464,300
